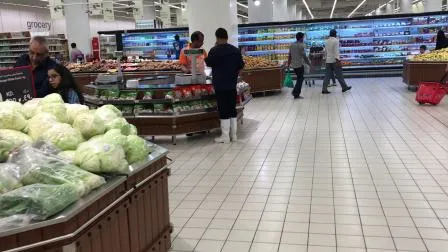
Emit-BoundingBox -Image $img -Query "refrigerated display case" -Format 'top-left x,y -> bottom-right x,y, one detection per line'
238,12 -> 448,71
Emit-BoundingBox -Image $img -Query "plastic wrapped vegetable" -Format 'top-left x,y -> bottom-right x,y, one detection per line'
39,93 -> 64,105
125,135 -> 150,164
41,123 -> 84,151
105,117 -> 131,136
36,103 -> 68,123
65,104 -> 89,125
0,130 -> 32,162
0,164 -> 22,194
58,151 -> 76,163
95,105 -> 122,122
72,112 -> 106,139
27,113 -> 59,140
22,99 -> 41,119
0,108 -> 27,132
74,141 -> 129,173
0,183 -> 80,220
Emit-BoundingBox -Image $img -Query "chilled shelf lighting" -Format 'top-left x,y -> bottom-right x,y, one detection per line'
302,0 -> 314,19
330,0 -> 337,18
348,0 -> 366,18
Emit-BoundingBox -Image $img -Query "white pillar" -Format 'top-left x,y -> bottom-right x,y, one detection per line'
386,3 -> 394,14
249,0 -> 273,23
187,0 -> 238,51
400,0 -> 412,13
64,0 -> 91,55
273,0 -> 288,21
297,8 -> 303,20
287,0 -> 297,21
425,0 -> 443,12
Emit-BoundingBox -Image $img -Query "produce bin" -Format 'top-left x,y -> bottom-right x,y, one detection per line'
0,145 -> 171,252
241,67 -> 283,94
403,61 -> 448,90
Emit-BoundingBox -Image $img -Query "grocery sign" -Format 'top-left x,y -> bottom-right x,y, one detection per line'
0,66 -> 35,103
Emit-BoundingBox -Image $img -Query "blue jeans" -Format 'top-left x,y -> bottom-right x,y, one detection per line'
322,63 -> 348,92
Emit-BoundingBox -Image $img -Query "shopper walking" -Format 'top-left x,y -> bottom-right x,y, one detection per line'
435,30 -> 448,50
179,31 -> 207,74
173,34 -> 184,59
322,29 -> 351,94
47,64 -> 85,104
288,32 -> 310,99
15,36 -> 57,98
70,43 -> 84,63
205,28 -> 245,143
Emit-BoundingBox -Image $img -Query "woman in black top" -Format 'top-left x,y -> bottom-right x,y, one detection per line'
435,30 -> 448,50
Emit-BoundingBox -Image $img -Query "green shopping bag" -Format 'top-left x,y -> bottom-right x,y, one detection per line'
283,72 -> 294,88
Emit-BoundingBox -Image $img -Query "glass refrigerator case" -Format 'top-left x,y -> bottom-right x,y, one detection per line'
238,13 -> 448,69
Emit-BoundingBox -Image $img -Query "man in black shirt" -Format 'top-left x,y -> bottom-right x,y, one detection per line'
15,36 -> 57,98
205,28 -> 245,143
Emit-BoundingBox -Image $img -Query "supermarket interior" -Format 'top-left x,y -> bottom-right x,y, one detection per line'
0,0 -> 448,252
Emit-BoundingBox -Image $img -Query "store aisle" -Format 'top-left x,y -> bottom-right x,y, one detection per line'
164,77 -> 448,252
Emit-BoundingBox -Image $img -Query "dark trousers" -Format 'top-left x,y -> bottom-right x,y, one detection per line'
216,89 -> 237,119
292,67 -> 305,97
322,63 -> 348,92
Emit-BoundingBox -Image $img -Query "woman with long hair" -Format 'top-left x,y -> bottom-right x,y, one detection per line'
435,30 -> 448,50
47,64 -> 85,104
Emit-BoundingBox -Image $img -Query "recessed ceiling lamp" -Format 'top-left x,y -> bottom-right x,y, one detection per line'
302,0 -> 314,19
330,0 -> 337,18
254,0 -> 261,7
348,0 -> 367,18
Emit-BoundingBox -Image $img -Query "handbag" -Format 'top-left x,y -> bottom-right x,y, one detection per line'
283,72 -> 294,88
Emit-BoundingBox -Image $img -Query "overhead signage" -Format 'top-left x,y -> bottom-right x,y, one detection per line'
26,21 -> 51,32
160,0 -> 171,28
89,0 -> 103,16
49,0 -> 64,20
133,0 -> 144,20
102,1 -> 115,22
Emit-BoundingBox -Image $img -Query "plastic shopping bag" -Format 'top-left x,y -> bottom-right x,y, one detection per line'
283,72 -> 294,88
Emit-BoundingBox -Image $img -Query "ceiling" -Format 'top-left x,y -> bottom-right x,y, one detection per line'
0,0 -> 401,21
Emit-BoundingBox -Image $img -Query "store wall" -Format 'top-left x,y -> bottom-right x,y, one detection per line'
0,4 -> 135,37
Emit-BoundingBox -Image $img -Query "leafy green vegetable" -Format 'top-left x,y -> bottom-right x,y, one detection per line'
0,101 -> 26,118
41,123 -> 84,151
65,104 -> 89,125
95,105 -> 122,122
90,129 -> 127,147
58,151 -> 76,162
27,113 -> 59,140
74,141 -> 129,173
72,112 -> 106,139
22,99 -> 41,119
0,164 -> 22,194
129,124 -> 138,135
36,103 -> 68,123
105,118 -> 131,136
125,135 -> 150,164
0,130 -> 32,162
0,139 -> 14,163
0,108 -> 27,132
0,183 -> 80,220
39,93 -> 64,105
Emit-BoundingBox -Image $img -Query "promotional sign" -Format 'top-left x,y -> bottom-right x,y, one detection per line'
89,0 -> 103,16
26,21 -> 52,32
160,0 -> 171,28
133,0 -> 144,20
102,1 -> 115,22
0,67 -> 35,103
135,20 -> 155,29
49,0 -> 64,20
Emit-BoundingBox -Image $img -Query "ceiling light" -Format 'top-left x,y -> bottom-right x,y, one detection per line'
254,0 -> 261,7
330,0 -> 337,18
237,13 -> 248,19
237,2 -> 248,8
348,0 -> 366,18
302,0 -> 314,19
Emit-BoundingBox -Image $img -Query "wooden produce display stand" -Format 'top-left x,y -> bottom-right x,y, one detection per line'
0,145 -> 171,252
241,67 -> 283,95
403,61 -> 448,91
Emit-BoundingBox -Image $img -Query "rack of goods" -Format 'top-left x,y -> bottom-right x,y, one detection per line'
0,93 -> 171,252
83,80 -> 252,144
99,33 -> 118,60
238,12 -> 448,75
241,56 -> 283,94
122,28 -> 189,60
403,47 -> 448,90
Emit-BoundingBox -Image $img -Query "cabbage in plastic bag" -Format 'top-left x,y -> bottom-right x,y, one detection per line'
65,104 -> 89,125
125,135 -> 150,164
105,117 -> 131,136
0,139 -> 14,163
41,123 -> 84,151
0,183 -> 80,220
22,99 -> 41,119
39,93 -> 64,105
0,129 -> 32,162
0,108 -> 27,132
74,141 -> 129,173
0,164 -> 22,194
95,105 -> 122,122
58,151 -> 76,163
27,113 -> 59,141
36,103 -> 68,123
72,112 -> 106,139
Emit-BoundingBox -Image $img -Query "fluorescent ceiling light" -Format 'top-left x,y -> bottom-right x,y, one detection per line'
348,0 -> 366,18
237,13 -> 248,18
254,0 -> 261,7
154,1 -> 181,9
330,0 -> 337,18
237,2 -> 248,8
302,0 -> 314,19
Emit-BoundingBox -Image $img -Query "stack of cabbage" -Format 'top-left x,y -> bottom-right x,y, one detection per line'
0,93 -> 151,173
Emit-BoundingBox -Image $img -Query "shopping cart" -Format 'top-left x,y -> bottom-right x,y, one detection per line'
305,46 -> 326,87
416,73 -> 448,105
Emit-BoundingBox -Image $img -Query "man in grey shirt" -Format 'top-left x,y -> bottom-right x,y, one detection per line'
288,32 -> 310,99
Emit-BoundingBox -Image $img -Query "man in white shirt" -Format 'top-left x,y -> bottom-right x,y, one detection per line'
322,29 -> 351,94
288,32 -> 310,99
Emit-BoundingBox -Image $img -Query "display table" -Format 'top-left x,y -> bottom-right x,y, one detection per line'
403,61 -> 448,90
0,145 -> 171,252
241,67 -> 283,95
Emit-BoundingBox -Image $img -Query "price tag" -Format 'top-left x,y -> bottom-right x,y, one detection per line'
0,66 -> 35,103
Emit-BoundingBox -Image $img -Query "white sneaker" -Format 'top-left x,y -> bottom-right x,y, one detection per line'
230,117 -> 237,141
215,119 -> 230,143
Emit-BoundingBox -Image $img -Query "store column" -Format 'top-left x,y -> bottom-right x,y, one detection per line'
273,0 -> 289,22
400,0 -> 412,13
424,0 -> 443,12
187,0 -> 238,51
287,0 -> 297,21
249,0 -> 273,23
64,0 -> 91,56
386,3 -> 394,14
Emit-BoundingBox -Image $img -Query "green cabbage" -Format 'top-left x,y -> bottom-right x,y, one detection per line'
22,99 -> 41,119
58,151 -> 76,162
39,93 -> 64,105
95,105 -> 122,122
105,118 -> 131,136
92,129 -> 127,147
72,112 -> 106,139
129,124 -> 138,135
0,164 -> 22,194
0,130 -> 33,162
0,108 -> 27,132
74,141 -> 129,173
0,101 -> 26,118
125,135 -> 150,164
41,123 -> 84,151
27,113 -> 59,141
0,139 -> 14,163
0,183 -> 80,220
36,103 -> 68,123
65,104 -> 89,125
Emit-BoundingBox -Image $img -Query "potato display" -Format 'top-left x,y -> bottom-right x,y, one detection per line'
66,60 -> 182,73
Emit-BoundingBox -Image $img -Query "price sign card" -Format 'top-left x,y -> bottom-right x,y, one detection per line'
0,66 -> 35,103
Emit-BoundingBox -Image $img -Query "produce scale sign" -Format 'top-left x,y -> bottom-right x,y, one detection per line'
0,66 -> 35,103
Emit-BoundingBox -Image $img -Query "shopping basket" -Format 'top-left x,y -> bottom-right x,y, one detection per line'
416,73 -> 448,105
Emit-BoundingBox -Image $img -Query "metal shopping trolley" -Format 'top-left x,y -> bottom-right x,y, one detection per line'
305,46 -> 326,87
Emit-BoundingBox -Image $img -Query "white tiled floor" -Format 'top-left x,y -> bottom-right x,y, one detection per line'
162,77 -> 448,252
